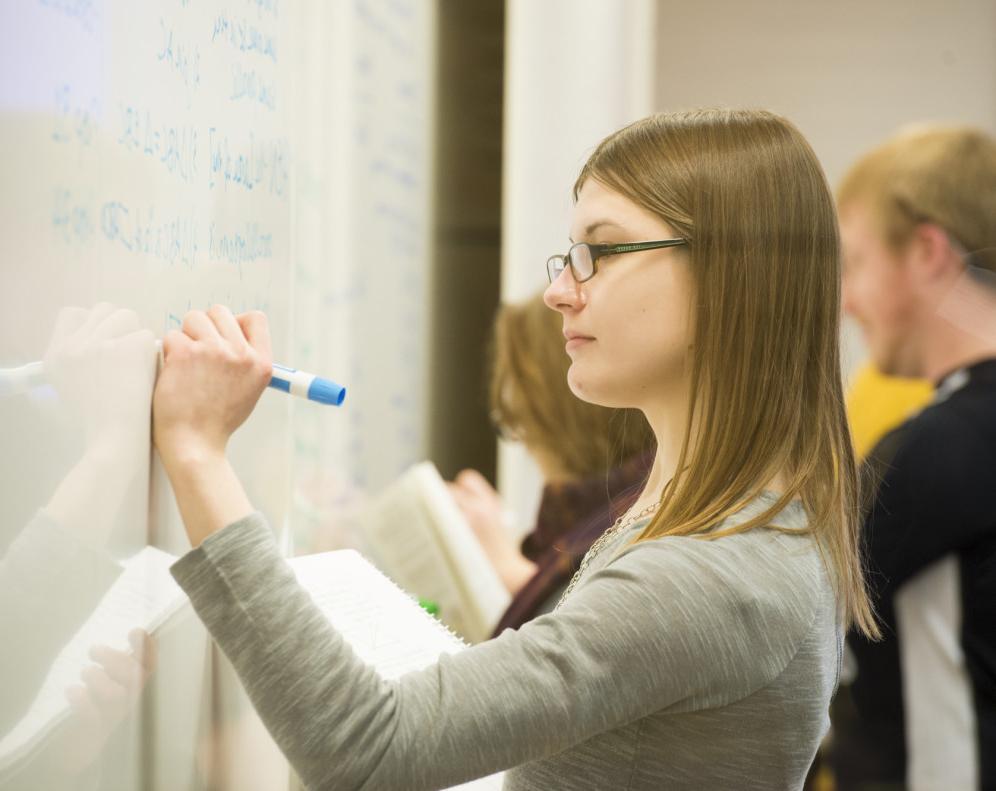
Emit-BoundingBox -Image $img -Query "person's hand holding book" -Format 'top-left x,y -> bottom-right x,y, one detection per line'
448,470 -> 537,596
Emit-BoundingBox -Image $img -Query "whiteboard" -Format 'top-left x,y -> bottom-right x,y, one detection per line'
0,1 -> 434,788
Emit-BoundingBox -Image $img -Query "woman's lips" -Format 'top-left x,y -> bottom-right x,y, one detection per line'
565,336 -> 594,351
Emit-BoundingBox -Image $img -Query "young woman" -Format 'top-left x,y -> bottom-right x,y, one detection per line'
153,108 -> 879,790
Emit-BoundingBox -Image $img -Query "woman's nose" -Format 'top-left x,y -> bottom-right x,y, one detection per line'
543,266 -> 584,312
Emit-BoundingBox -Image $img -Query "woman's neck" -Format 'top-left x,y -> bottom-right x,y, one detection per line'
634,386 -> 692,512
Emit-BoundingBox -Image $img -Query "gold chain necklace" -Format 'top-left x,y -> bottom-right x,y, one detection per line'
555,500 -> 659,609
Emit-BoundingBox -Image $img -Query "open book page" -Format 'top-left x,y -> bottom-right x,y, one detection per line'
0,546 -> 185,771
288,549 -> 505,790
361,467 -> 475,641
361,462 -> 510,643
409,464 -> 511,638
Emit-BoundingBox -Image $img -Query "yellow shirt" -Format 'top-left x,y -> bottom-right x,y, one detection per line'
846,363 -> 933,460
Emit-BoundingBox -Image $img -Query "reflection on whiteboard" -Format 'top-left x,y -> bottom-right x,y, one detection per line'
0,1 -> 434,788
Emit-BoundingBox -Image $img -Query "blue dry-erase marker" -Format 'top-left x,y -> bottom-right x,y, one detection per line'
153,339 -> 345,407
269,363 -> 346,406
0,353 -> 346,407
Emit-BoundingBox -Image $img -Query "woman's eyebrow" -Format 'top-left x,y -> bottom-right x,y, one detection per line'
569,220 -> 626,244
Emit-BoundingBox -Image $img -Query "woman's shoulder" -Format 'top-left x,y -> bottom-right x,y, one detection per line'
609,499 -> 831,637
572,502 -> 835,709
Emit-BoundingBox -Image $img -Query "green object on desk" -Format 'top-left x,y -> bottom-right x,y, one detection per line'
418,598 -> 440,616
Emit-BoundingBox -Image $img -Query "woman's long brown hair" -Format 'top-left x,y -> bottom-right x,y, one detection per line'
576,109 -> 879,638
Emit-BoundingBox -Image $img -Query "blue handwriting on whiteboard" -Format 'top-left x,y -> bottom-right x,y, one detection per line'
211,14 -> 278,62
158,19 -> 202,98
51,84 -> 97,147
39,0 -> 99,32
209,222 -> 274,276
231,63 -> 277,110
248,0 -> 279,18
208,129 -> 288,197
101,201 -> 199,268
52,190 -> 94,245
369,158 -> 417,190
118,105 -> 198,183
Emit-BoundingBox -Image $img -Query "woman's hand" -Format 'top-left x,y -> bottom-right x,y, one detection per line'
152,306 -> 272,469
448,469 -> 537,595
152,306 -> 268,547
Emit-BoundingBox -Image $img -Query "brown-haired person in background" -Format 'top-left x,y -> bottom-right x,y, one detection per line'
447,293 -> 656,636
151,109 -> 879,789
830,126 -> 996,791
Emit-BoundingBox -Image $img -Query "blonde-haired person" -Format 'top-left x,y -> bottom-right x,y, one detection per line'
152,108 -> 877,790
448,293 -> 655,634
831,126 -> 996,791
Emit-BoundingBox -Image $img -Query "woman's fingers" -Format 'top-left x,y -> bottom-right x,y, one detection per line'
182,309 -> 223,343
455,469 -> 499,499
161,328 -> 192,361
447,481 -> 472,508
208,304 -> 249,348
236,310 -> 272,360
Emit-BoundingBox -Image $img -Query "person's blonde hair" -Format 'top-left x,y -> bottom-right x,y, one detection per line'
837,124 -> 996,273
576,108 -> 879,638
490,293 -> 654,481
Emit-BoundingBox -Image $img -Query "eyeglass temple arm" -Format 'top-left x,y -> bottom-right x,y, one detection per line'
589,239 -> 688,258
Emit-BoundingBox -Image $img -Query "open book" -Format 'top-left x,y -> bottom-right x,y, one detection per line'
0,544 -> 504,790
359,462 -> 512,644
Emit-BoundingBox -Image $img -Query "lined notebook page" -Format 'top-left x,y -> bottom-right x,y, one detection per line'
289,549 -> 468,677
289,550 -> 505,789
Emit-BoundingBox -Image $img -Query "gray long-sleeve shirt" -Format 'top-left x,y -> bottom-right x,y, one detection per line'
171,493 -> 840,790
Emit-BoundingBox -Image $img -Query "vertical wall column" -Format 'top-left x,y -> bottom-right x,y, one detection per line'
429,0 -> 506,482
499,0 -> 656,524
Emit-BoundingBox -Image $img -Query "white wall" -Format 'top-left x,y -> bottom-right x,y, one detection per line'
499,0 -> 657,527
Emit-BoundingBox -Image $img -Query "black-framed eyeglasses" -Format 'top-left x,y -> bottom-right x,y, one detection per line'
546,239 -> 688,284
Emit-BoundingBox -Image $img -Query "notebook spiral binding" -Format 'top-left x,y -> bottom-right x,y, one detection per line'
378,566 -> 472,650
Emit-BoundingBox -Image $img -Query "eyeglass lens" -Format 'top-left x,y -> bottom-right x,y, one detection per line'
568,243 -> 594,281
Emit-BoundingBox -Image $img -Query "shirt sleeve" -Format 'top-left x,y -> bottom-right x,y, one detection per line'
171,512 -> 823,791
862,405 -> 996,600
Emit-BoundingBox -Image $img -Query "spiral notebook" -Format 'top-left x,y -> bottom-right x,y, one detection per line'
289,550 -> 505,789
0,546 -> 504,790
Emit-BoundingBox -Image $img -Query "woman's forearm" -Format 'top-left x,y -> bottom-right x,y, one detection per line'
160,447 -> 254,547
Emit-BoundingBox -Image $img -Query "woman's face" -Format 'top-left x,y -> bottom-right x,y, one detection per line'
543,178 -> 695,411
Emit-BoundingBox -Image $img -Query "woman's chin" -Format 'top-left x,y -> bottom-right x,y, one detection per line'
567,367 -> 614,408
